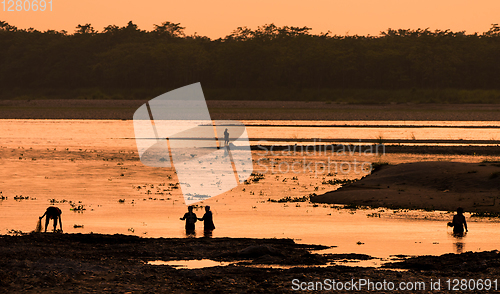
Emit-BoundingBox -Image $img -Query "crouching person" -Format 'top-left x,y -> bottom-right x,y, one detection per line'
40,206 -> 63,233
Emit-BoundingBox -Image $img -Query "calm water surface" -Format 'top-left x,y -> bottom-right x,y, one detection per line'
1,119 -> 499,261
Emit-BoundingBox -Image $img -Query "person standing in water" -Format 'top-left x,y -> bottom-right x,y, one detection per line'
40,206 -> 63,233
223,128 -> 229,147
198,206 -> 215,235
180,206 -> 197,234
448,207 -> 468,236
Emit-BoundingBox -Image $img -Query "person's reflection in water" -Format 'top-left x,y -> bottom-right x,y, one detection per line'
180,206 -> 197,236
198,206 -> 215,238
185,230 -> 196,238
454,240 -> 465,254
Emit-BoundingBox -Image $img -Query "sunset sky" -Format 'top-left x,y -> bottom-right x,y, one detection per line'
1,0 -> 499,37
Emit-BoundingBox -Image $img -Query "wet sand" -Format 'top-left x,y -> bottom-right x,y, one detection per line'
2,233 -> 500,293
1,99 -> 500,120
311,161 -> 500,213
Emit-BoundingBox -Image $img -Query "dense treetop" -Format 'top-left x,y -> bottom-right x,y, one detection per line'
1,21 -> 499,100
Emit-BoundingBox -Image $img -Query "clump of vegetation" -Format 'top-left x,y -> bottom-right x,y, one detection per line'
321,179 -> 356,185
14,195 -> 32,200
70,203 -> 86,212
343,204 -> 360,210
267,195 -> 310,203
244,172 -> 265,184
49,199 -> 68,204
7,229 -> 25,236
118,199 -> 126,203
471,212 -> 500,218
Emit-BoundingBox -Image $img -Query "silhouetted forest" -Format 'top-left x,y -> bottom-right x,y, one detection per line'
1,21 -> 500,102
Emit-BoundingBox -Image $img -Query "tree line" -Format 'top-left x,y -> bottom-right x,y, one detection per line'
1,21 -> 499,101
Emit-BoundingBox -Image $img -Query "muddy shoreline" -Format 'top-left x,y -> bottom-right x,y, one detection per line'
1,100 -> 499,120
2,233 -> 500,293
311,161 -> 500,213
252,144 -> 500,155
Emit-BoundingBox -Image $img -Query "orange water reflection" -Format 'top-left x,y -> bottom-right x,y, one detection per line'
0,119 -> 499,260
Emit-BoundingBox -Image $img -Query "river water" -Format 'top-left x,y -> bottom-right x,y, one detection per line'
0,119 -> 499,263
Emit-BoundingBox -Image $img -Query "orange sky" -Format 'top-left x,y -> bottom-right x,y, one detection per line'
1,0 -> 498,38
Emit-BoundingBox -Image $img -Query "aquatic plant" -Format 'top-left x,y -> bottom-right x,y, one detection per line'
267,195 -> 310,203
321,179 -> 355,185
14,195 -> 33,200
343,203 -> 360,210
244,172 -> 265,184
70,203 -> 86,212
49,199 -> 68,204
471,211 -> 500,218
7,229 -> 25,236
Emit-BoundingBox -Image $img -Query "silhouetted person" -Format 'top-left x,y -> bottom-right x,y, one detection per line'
448,207 -> 468,236
198,206 -> 215,236
180,206 -> 197,234
224,128 -> 229,146
40,206 -> 63,233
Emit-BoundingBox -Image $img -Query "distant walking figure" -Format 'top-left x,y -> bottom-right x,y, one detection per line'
198,206 -> 216,233
223,128 -> 229,147
448,207 -> 468,236
180,206 -> 197,233
40,206 -> 63,233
